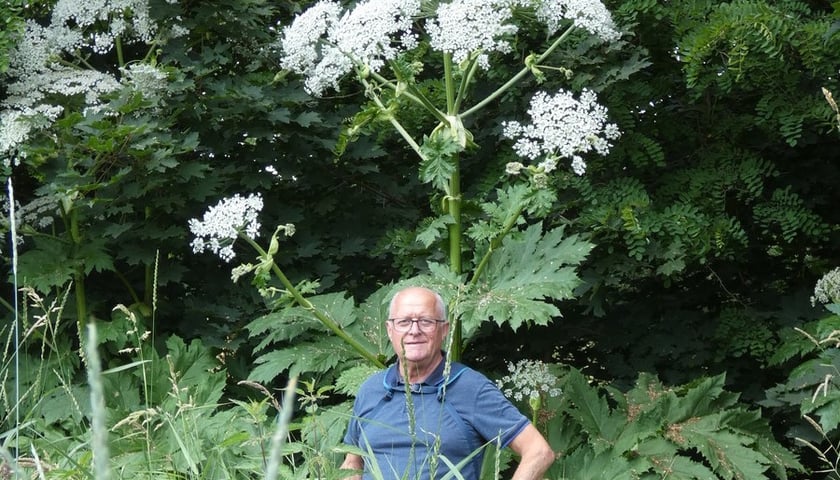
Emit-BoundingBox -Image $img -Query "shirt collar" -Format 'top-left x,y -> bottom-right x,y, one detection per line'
392,351 -> 448,387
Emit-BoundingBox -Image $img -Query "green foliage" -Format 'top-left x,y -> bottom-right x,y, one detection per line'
457,223 -> 593,335
713,307 -> 779,365
545,368 -> 803,479
0,1 -> 24,74
2,289 -> 286,478
765,314 -> 840,435
754,186 -> 831,244
247,287 -> 393,384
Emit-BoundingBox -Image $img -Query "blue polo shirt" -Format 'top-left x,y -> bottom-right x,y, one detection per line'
343,357 -> 529,480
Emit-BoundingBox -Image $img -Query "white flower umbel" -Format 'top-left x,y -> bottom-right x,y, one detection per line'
533,0 -> 620,41
811,267 -> 840,306
422,0 -> 619,70
120,63 -> 170,101
0,0 -> 163,158
497,359 -> 562,403
52,0 -> 157,47
426,0 -> 520,70
189,194 -> 264,262
280,0 -> 420,96
502,89 -> 620,175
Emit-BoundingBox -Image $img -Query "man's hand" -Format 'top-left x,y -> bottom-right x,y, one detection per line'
340,453 -> 364,480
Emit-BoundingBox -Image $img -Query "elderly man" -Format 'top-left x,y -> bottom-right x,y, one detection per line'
340,286 -> 555,480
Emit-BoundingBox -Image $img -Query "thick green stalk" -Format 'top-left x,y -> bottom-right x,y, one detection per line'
242,236 -> 385,369
443,54 -> 466,360
115,35 -> 124,67
68,208 -> 87,328
453,56 -> 481,113
447,162 -> 463,361
443,53 -> 456,114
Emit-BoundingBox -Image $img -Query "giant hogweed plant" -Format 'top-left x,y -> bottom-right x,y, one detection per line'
493,359 -> 802,479
0,0 -> 201,330
191,0 -> 622,385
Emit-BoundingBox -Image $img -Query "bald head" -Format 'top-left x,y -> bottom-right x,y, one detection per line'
389,286 -> 446,319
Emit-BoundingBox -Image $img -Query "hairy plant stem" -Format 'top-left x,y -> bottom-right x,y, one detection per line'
242,236 -> 385,369
441,52 -> 467,361
67,207 -> 87,329
115,35 -> 124,67
360,76 -> 427,161
461,25 -> 575,119
453,56 -> 481,113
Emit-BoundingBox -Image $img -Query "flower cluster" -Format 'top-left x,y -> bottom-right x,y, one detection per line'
280,0 -> 420,96
120,63 -> 170,101
811,267 -> 840,306
279,0 -> 619,96
502,89 -> 620,175
534,0 -> 620,41
0,0 -> 173,160
496,359 -> 562,402
52,0 -> 157,49
427,0 -> 519,70
189,194 -> 264,262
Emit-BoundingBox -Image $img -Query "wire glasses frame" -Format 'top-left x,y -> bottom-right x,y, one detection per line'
388,317 -> 447,332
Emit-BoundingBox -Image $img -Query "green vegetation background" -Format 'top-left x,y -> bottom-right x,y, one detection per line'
1,0 -> 839,478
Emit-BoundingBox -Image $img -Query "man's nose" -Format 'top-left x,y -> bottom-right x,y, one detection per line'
407,320 -> 423,333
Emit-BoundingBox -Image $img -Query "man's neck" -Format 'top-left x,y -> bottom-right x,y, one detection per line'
399,354 -> 443,384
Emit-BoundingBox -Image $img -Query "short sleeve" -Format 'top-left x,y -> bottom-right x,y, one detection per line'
456,373 -> 530,448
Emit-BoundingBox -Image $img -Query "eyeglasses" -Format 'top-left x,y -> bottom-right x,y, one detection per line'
388,317 -> 447,332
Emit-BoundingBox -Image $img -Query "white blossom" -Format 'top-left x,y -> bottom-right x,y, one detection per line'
52,0 -> 157,47
426,0 -> 520,69
120,63 -> 170,101
502,89 -> 620,175
533,0 -> 620,41
279,0 -> 618,95
0,0 -> 166,159
18,195 -> 61,230
0,105 -> 66,166
189,194 -> 264,262
496,359 -> 562,402
812,267 -> 840,306
537,157 -> 558,173
280,0 -> 420,96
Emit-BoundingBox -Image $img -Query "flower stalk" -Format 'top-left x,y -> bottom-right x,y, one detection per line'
241,235 -> 386,369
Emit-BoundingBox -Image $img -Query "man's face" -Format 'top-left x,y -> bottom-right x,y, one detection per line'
387,288 -> 449,365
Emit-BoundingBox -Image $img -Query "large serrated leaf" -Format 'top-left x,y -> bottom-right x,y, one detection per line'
564,369 -> 624,446
681,417 -> 771,479
249,336 -> 348,383
460,222 -> 593,332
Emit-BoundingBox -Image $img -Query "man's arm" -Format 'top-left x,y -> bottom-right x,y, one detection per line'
508,423 -> 555,480
339,453 -> 364,480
